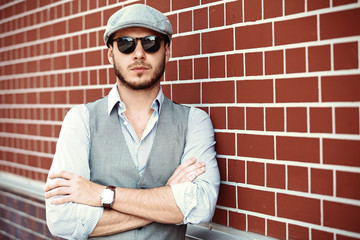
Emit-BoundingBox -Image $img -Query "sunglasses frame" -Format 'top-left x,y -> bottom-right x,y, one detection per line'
112,35 -> 163,54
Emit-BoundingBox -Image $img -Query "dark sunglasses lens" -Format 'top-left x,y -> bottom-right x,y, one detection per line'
117,37 -> 135,54
142,36 -> 161,53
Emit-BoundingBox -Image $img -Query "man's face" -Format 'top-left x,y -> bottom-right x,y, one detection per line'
108,27 -> 170,91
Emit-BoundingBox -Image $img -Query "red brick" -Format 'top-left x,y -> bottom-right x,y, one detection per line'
264,0 -> 283,18
323,138 -> 360,167
194,8 -> 208,30
40,25 -> 52,39
320,8 -> 360,40
227,53 -> 244,77
215,132 -> 236,155
267,219 -> 286,240
238,187 -> 275,215
172,34 -> 200,57
237,134 -> 274,159
311,229 -> 334,240
310,107 -> 332,133
336,171 -> 360,200
308,0 -> 329,11
246,107 -> 264,131
213,208 -> 227,226
69,53 -> 83,68
248,215 -> 265,235
266,107 -> 284,131
85,50 -> 102,67
288,166 -> 308,192
210,56 -> 225,78
311,168 -> 333,196
278,194 -> 320,224
179,59 -> 192,80
147,0 -> 170,13
289,224 -> 309,240
202,81 -> 235,103
172,83 -> 200,104
277,136 -> 319,163
285,0 -> 305,15
266,163 -> 286,189
334,42 -> 358,70
69,90 -> 84,104
286,47 -> 306,73
179,11 -> 192,33
245,52 -> 263,76
236,23 -> 272,50
324,201 -> 360,233
217,158 -> 226,181
202,28 -> 233,54
172,0 -> 199,10
86,88 -> 103,103
167,14 -> 177,34
229,211 -> 246,231
194,57 -> 208,79
286,107 -> 307,132
53,21 -> 66,36
228,107 -> 245,130
247,161 -> 264,186
276,77 -> 318,103
237,80 -> 273,103
210,107 -> 226,129
275,16 -> 317,45
226,0 -> 242,25
244,0 -> 262,22
228,159 -> 245,183
209,4 -> 224,28
323,75 -> 360,102
335,107 -> 359,134
333,0 -> 357,6
308,45 -> 331,72
265,50 -> 283,75
217,184 -> 236,208
165,60 -> 177,81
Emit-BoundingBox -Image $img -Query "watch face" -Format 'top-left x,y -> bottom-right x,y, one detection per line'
101,189 -> 114,203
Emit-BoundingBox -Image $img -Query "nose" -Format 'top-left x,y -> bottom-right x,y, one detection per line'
132,40 -> 146,60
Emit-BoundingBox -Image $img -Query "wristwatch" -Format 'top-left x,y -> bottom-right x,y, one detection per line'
100,186 -> 116,210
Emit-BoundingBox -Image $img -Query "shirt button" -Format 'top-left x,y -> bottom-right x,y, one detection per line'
124,121 -> 128,126
139,145 -> 143,151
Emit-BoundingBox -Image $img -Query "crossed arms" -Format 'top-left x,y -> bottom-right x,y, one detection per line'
44,105 -> 220,239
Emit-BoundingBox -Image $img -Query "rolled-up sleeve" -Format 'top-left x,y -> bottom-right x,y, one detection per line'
171,107 -> 220,224
45,105 -> 103,239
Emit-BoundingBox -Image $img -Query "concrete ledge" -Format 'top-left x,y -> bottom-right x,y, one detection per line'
0,171 -> 275,240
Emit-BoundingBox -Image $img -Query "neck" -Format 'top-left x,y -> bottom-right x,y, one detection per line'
117,81 -> 160,113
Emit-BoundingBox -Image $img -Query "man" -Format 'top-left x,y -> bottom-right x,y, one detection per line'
45,4 -> 220,239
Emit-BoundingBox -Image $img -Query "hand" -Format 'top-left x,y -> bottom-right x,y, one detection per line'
166,158 -> 205,185
44,171 -> 104,206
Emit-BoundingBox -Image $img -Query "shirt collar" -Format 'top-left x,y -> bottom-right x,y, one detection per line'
107,83 -> 164,115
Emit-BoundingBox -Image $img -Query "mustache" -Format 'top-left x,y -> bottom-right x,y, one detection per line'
128,61 -> 152,69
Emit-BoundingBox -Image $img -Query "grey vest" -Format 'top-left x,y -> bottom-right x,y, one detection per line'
86,96 -> 190,240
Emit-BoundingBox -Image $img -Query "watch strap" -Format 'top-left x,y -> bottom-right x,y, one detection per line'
103,185 -> 116,210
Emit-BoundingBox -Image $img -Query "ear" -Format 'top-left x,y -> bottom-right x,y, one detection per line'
165,44 -> 170,63
108,47 -> 114,65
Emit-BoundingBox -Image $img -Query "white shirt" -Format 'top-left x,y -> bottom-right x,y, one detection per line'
46,85 -> 220,239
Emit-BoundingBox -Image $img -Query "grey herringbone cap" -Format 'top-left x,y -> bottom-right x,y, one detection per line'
104,4 -> 173,47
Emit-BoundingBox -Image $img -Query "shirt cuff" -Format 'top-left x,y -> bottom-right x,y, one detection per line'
72,204 -> 103,239
171,182 -> 197,224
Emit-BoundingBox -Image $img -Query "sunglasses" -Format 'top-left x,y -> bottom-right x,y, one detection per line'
113,35 -> 163,54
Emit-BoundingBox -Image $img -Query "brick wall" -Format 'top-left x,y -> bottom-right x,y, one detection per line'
0,0 -> 359,239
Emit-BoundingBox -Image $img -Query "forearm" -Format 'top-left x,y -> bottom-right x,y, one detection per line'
90,210 -> 152,237
112,185 -> 183,224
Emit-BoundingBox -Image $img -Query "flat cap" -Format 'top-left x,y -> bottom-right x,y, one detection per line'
104,4 -> 173,47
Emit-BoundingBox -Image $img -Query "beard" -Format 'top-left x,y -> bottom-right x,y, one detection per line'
113,56 -> 166,91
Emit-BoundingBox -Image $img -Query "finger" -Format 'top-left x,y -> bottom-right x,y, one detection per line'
169,163 -> 205,185
167,158 -> 196,184
45,178 -> 70,192
49,195 -> 72,205
48,170 -> 74,180
45,186 -> 71,199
